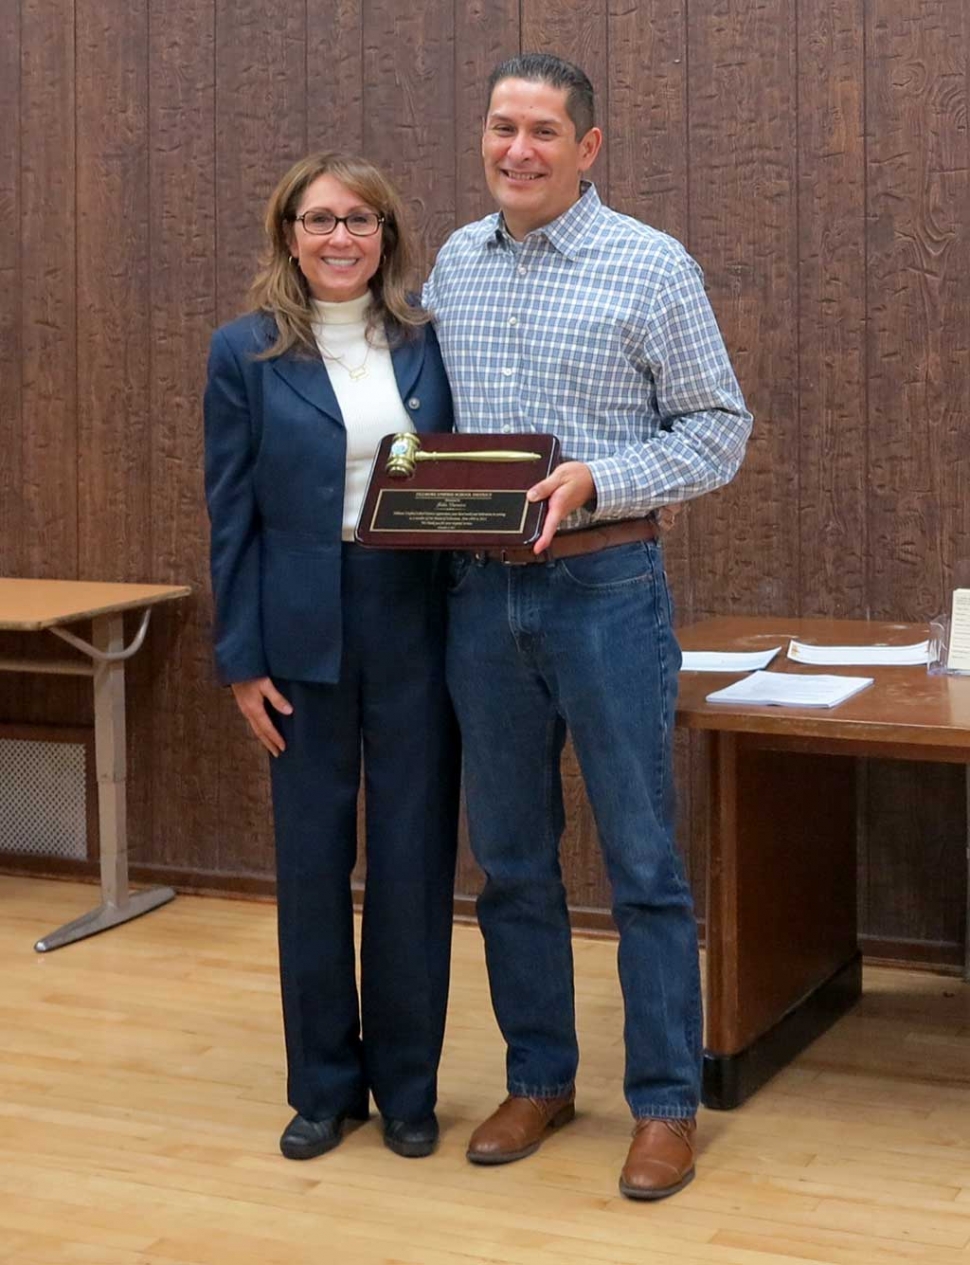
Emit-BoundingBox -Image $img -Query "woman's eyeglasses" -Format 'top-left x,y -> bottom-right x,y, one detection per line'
294,210 -> 385,237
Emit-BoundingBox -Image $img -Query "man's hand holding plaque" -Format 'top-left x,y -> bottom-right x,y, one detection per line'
355,432 -> 561,549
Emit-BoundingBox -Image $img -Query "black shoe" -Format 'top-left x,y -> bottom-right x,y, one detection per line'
382,1113 -> 439,1158
279,1105 -> 369,1160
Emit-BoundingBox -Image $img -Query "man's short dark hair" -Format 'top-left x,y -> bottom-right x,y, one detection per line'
486,53 -> 595,140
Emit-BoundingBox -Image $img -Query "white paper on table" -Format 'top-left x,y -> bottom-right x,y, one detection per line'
948,589 -> 970,671
787,639 -> 930,666
705,670 -> 874,709
681,647 -> 782,673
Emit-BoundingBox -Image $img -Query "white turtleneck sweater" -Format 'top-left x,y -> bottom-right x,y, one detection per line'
310,293 -> 413,541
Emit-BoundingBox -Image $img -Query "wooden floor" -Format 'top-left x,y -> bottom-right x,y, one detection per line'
2,877 -> 969,1265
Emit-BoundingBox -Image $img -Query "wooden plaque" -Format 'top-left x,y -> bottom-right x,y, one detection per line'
355,432 -> 561,549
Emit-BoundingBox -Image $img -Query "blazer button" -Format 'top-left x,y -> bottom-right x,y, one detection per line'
407,397 -> 420,410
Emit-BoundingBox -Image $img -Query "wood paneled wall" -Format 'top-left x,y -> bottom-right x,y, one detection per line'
1,0 -> 967,964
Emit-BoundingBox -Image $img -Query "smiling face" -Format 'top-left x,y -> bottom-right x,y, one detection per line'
289,173 -> 383,302
482,77 -> 602,239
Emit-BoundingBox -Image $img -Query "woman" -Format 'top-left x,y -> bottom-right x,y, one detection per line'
204,153 -> 459,1161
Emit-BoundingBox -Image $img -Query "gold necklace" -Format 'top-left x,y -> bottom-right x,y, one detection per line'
318,339 -> 372,381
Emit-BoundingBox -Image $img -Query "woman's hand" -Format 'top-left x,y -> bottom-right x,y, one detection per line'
230,678 -> 293,757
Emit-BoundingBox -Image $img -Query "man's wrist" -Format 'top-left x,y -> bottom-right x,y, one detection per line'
582,470 -> 598,514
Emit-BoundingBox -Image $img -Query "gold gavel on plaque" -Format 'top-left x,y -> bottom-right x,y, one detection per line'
385,432 -> 543,479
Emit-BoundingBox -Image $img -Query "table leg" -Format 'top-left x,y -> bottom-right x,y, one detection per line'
34,613 -> 175,951
702,732 -> 862,1108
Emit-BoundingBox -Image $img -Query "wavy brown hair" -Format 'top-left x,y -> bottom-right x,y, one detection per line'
249,152 -> 428,359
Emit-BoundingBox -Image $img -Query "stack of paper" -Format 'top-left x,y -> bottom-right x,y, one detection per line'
947,589 -> 970,671
787,640 -> 929,666
706,671 -> 874,709
681,647 -> 781,673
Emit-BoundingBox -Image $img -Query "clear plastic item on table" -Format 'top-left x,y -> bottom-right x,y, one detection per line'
928,559 -> 970,677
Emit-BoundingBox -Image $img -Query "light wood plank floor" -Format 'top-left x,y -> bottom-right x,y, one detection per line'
1,876 -> 969,1265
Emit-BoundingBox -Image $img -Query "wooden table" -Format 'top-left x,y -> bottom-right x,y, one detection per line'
0,578 -> 191,951
677,616 -> 970,1109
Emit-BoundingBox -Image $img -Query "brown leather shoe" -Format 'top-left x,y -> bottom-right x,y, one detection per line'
466,1093 -> 575,1165
619,1117 -> 696,1200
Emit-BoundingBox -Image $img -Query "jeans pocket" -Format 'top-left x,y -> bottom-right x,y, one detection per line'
558,541 -> 655,591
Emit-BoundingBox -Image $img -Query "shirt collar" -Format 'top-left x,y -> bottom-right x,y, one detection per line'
482,181 -> 602,261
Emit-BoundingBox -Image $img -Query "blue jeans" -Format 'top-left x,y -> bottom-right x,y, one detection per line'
446,540 -> 701,1119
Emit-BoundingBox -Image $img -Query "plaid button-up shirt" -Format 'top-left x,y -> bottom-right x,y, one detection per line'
423,183 -> 752,527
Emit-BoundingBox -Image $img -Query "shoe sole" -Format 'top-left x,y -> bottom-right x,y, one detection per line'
466,1102 -> 576,1165
279,1111 -> 369,1161
618,1167 -> 695,1201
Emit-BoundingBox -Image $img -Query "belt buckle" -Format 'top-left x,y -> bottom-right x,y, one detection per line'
470,549 -> 519,566
501,547 -> 547,566
472,547 -> 540,565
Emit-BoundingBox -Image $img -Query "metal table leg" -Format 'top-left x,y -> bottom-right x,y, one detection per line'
34,612 -> 175,951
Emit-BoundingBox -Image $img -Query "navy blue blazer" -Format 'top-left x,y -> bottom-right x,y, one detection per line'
204,311 -> 454,685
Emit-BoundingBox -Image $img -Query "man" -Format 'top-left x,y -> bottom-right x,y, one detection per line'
423,53 -> 751,1200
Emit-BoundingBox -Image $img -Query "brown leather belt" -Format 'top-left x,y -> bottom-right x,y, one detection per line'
473,516 -> 658,565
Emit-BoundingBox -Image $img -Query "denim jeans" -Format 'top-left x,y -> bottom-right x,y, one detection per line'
446,539 -> 702,1119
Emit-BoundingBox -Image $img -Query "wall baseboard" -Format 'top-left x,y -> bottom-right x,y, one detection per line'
2,855 -> 963,972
